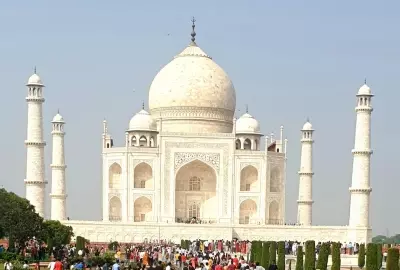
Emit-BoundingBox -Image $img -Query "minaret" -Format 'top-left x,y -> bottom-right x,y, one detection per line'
24,70 -> 47,217
50,111 -> 67,220
349,82 -> 373,227
297,120 -> 314,226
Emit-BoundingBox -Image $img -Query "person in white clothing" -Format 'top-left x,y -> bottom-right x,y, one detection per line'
4,260 -> 13,270
48,258 -> 56,270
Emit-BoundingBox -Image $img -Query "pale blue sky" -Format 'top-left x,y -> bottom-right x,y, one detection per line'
0,1 -> 398,236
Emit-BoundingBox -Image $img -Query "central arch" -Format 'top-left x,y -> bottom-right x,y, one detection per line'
175,160 -> 217,222
134,196 -> 152,222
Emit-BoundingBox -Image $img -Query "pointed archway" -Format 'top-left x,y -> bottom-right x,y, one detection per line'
175,160 -> 217,223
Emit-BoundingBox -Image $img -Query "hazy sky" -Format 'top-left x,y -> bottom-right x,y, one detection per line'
1,1 -> 398,236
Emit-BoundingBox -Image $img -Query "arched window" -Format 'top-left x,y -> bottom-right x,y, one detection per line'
243,138 -> 251,150
139,136 -> 147,147
235,139 -> 241,150
189,176 -> 200,191
188,203 -> 200,219
131,136 -> 137,146
150,137 -> 155,147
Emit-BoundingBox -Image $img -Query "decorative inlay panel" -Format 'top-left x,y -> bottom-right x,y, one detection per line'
164,142 -> 230,215
174,152 -> 220,172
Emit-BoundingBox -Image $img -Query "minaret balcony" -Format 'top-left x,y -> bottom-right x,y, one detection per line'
50,164 -> 67,169
24,141 -> 46,146
349,187 -> 372,193
351,149 -> 373,155
24,179 -> 48,185
25,97 -> 45,102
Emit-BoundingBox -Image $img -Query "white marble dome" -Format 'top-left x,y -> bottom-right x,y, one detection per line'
148,41 -> 236,133
27,73 -> 43,86
302,121 -> 313,130
52,113 -> 64,123
128,109 -> 157,131
357,84 -> 372,95
236,113 -> 261,134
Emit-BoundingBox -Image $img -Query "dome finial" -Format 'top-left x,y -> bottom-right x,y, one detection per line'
364,78 -> 367,85
57,108 -> 60,114
306,117 -> 310,122
142,101 -> 145,110
245,104 -> 248,113
34,66 -> 37,74
190,16 -> 196,44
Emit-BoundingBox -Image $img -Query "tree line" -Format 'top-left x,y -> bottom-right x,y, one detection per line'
0,188 -> 74,254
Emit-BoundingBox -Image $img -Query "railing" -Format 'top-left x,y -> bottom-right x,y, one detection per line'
266,219 -> 284,225
109,216 -> 122,222
175,217 -> 217,224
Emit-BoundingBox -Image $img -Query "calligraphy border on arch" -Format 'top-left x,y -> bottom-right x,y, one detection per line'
164,142 -> 229,215
174,152 -> 220,172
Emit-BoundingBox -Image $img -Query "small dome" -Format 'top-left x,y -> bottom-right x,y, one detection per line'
52,113 -> 64,123
302,121 -> 313,130
27,73 -> 43,86
357,84 -> 372,95
236,113 -> 261,134
128,109 -> 157,131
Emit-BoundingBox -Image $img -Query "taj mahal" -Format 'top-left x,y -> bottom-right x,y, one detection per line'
23,20 -> 373,244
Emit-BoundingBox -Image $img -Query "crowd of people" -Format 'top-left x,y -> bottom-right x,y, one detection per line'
1,238 -> 364,270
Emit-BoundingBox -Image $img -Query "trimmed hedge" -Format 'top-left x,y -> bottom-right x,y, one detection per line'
376,244 -> 383,270
316,243 -> 330,270
304,240 -> 315,270
366,243 -> 378,270
295,246 -> 304,270
76,236 -> 85,251
269,241 -> 277,266
331,242 -> 341,270
262,242 -> 271,268
278,241 -> 285,270
358,243 -> 366,269
251,241 -> 263,263
386,248 -> 399,270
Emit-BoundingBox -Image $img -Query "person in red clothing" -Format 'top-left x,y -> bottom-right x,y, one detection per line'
54,258 -> 63,270
215,263 -> 223,270
227,262 -> 235,270
232,256 -> 239,267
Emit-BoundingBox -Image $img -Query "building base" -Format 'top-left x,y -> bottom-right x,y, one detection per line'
62,220 -> 371,243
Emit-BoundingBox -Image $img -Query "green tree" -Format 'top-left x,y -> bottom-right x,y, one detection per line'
40,220 -> 74,248
0,188 -> 43,247
277,241 -> 285,270
262,242 -> 271,268
331,242 -> 341,270
295,246 -> 303,270
316,243 -> 330,270
269,241 -> 277,266
366,243 -> 378,270
304,241 -> 315,270
386,248 -> 399,270
358,244 -> 366,269
376,244 -> 383,270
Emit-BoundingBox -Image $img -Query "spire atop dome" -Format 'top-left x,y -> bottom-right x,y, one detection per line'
245,104 -> 248,113
34,66 -> 37,74
142,101 -> 145,110
364,78 -> 367,84
190,17 -> 196,44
